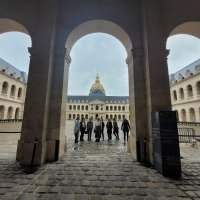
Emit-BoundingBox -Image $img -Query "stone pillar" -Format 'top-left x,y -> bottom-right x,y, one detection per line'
141,0 -> 172,164
127,48 -> 149,163
46,40 -> 71,162
16,0 -> 57,166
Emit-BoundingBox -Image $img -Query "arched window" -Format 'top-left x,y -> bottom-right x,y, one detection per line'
110,106 -> 113,111
81,105 -> 84,110
17,87 -> 22,98
0,106 -> 5,120
196,81 -> 200,95
118,115 -> 121,120
15,108 -> 20,119
73,105 -> 76,110
68,114 -> 71,120
85,114 -> 88,119
118,106 -> 121,111
10,85 -> 16,97
73,114 -> 76,119
122,106 -> 125,111
179,88 -> 184,99
181,109 -> 186,122
2,81 -> 9,95
86,105 -> 88,110
69,105 -> 72,110
114,114 -> 117,119
106,114 -> 108,119
7,107 -> 13,119
173,90 -> 177,101
106,106 -> 109,111
174,110 -> 179,121
110,114 -> 113,119
189,108 -> 196,122
96,105 -> 99,110
114,106 -> 117,111
187,85 -> 193,97
81,114 -> 84,119
77,105 -> 80,110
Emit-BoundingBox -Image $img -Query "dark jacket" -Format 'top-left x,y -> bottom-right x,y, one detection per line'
113,121 -> 119,131
87,121 -> 93,130
80,121 -> 86,132
106,121 -> 113,131
121,119 -> 130,131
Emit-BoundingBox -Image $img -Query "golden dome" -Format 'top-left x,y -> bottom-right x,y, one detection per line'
89,73 -> 106,96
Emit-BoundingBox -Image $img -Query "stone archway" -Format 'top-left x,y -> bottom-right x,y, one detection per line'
46,19 -> 150,165
0,18 -> 32,160
64,19 -> 134,152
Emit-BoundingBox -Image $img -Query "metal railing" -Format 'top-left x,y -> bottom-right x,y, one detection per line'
178,121 -> 200,127
0,119 -> 22,123
178,128 -> 196,144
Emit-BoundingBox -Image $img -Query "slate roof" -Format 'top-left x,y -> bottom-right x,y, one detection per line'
170,58 -> 200,84
67,95 -> 129,103
0,58 -> 27,83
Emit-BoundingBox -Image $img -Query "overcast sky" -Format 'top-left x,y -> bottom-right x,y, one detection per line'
0,32 -> 200,96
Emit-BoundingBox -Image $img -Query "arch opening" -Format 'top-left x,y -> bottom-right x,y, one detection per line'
0,18 -> 31,159
167,21 -> 200,163
64,20 -> 135,156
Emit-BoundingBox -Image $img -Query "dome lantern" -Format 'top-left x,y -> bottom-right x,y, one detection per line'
89,73 -> 106,96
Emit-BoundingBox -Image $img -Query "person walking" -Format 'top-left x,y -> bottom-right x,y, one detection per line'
87,117 -> 93,141
100,117 -> 105,141
113,118 -> 119,140
121,116 -> 130,143
106,118 -> 113,141
74,116 -> 80,144
80,117 -> 86,141
94,118 -> 101,142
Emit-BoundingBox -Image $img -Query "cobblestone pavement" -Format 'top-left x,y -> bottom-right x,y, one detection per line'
0,138 -> 200,199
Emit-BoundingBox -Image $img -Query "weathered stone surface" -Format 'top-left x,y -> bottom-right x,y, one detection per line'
0,140 -> 200,199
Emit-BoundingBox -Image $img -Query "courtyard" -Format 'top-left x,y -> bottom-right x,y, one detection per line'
0,125 -> 200,200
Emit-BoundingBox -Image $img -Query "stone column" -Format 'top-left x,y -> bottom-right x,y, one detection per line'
141,0 -> 172,164
16,0 -> 58,166
46,42 -> 71,161
127,48 -> 149,163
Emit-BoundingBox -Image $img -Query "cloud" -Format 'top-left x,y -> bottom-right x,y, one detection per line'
167,34 -> 200,74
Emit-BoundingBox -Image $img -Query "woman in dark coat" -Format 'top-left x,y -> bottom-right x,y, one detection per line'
106,119 -> 113,141
94,118 -> 101,142
113,118 -> 119,140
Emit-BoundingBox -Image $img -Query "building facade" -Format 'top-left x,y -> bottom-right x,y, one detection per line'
170,59 -> 200,122
0,58 -> 27,120
66,74 -> 129,121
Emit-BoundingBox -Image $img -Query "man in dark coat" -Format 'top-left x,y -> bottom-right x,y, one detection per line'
106,119 -> 113,141
80,117 -> 86,141
87,117 -> 93,141
100,117 -> 105,141
113,118 -> 119,140
121,116 -> 130,143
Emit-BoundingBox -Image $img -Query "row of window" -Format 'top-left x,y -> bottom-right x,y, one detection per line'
68,114 -> 126,120
69,105 -> 126,111
175,107 -> 200,122
172,81 -> 200,101
0,105 -> 21,120
1,81 -> 23,99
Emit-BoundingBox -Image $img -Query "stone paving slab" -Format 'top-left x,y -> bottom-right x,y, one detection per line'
0,141 -> 200,199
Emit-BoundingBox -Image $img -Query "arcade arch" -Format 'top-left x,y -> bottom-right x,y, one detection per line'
65,20 -> 136,151
0,18 -> 31,159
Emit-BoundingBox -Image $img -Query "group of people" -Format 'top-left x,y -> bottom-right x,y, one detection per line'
74,116 -> 130,144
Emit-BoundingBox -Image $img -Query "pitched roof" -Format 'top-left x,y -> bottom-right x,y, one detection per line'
0,58 -> 27,83
170,58 -> 200,83
67,95 -> 129,103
